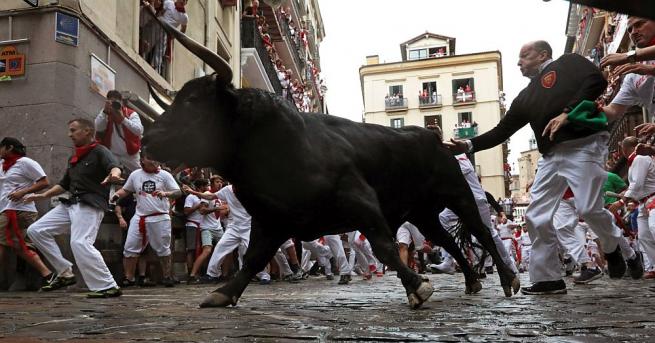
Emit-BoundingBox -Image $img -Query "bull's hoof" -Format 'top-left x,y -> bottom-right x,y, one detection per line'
199,291 -> 237,308
407,279 -> 433,309
502,276 -> 521,297
465,280 -> 482,295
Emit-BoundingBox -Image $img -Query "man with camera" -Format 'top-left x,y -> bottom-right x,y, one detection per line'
94,90 -> 144,174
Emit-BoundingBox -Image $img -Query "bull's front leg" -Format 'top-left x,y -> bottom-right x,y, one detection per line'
200,220 -> 285,308
337,176 -> 433,309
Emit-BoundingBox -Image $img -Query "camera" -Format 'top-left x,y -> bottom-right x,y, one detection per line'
111,100 -> 122,111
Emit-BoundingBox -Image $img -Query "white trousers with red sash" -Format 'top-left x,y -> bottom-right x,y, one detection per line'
526,132 -> 622,283
123,215 -> 171,257
27,203 -> 117,291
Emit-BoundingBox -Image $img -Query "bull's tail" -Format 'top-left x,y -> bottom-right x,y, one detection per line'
453,219 -> 487,274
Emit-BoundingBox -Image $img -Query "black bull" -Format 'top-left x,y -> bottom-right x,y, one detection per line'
142,20 -> 519,309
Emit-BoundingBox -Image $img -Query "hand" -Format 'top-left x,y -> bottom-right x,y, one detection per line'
101,173 -> 123,186
118,218 -> 128,229
443,138 -> 468,155
636,143 -> 655,156
7,189 -> 27,202
608,200 -> 623,213
600,53 -> 629,69
613,63 -> 655,77
635,123 -> 655,137
182,184 -> 193,194
22,193 -> 45,203
542,112 -> 568,141
152,190 -> 167,199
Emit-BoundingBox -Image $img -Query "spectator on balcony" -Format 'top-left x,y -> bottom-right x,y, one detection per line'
432,91 -> 438,104
161,0 -> 188,33
95,90 -> 143,174
139,0 -> 164,65
242,0 -> 259,18
464,84 -> 472,93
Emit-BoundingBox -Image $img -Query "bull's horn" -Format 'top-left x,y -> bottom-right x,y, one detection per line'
157,18 -> 233,83
148,83 -> 170,111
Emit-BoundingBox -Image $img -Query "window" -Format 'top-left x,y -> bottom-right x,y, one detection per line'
389,85 -> 404,97
424,115 -> 442,128
422,81 -> 437,95
452,78 -> 475,93
429,46 -> 447,57
408,48 -> 427,60
391,118 -> 404,128
458,112 -> 472,125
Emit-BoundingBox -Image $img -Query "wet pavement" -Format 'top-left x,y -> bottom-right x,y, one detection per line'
1,271 -> 655,342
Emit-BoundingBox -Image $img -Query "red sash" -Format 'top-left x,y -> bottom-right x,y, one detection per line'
4,210 -> 35,257
139,212 -> 167,249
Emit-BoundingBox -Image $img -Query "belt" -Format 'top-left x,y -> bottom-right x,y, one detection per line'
501,237 -> 513,240
139,212 -> 168,249
521,243 -> 532,246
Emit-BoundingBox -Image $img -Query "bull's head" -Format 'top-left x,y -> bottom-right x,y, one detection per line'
141,19 -> 237,172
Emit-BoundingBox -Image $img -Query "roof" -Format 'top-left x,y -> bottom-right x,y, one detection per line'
399,32 -> 457,61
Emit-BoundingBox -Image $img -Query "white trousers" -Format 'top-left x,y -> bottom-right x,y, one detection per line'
347,231 -> 376,273
324,234 -> 351,275
206,229 -> 249,278
553,199 -> 591,264
123,216 -> 172,257
302,240 -> 332,274
439,200 -> 517,273
27,203 -> 117,291
521,245 -> 531,269
526,132 -> 621,283
274,248 -> 292,276
637,202 -> 655,269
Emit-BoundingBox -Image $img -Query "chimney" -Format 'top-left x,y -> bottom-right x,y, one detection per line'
366,55 -> 379,65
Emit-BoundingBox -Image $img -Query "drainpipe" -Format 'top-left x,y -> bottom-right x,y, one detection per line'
200,0 -> 210,75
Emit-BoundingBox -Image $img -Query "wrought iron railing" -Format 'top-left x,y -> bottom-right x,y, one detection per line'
453,91 -> 476,103
241,17 -> 283,95
419,94 -> 442,107
385,97 -> 408,110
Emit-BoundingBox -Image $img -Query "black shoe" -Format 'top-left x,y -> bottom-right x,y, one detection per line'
199,275 -> 220,284
136,276 -> 156,287
338,274 -> 351,285
484,266 -> 494,274
87,287 -> 122,298
41,275 -> 76,292
325,274 -> 334,281
187,276 -> 201,285
162,277 -> 175,288
626,254 -> 644,279
604,247 -> 626,279
521,280 -> 567,295
573,267 -> 602,284
120,277 -> 136,288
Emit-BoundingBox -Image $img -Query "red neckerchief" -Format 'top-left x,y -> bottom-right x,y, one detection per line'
70,142 -> 97,166
175,3 -> 186,12
627,151 -> 637,167
2,152 -> 22,172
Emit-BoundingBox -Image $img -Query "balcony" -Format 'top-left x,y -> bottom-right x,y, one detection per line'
418,94 -> 442,108
453,91 -> 476,105
385,97 -> 408,112
276,11 -> 306,72
241,17 -> 283,95
453,126 -> 478,139
138,6 -> 171,80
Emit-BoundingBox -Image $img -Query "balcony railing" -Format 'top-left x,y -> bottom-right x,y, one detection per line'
385,97 -> 408,111
453,126 -> 478,139
139,5 -> 171,80
453,91 -> 476,104
276,11 -> 306,71
419,94 -> 442,107
241,17 -> 283,95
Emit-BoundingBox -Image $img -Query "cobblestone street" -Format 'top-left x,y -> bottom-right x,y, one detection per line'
1,271 -> 655,342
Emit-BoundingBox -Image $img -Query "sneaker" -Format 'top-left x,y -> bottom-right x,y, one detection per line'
325,274 -> 334,281
290,270 -> 304,282
626,254 -> 644,279
136,276 -> 156,287
604,247 -> 626,279
120,277 -> 136,288
644,271 -> 655,279
338,274 -> 351,285
187,276 -> 201,285
484,266 -> 494,274
162,277 -> 175,288
573,267 -> 603,284
41,275 -> 76,292
199,275 -> 220,284
521,280 -> 567,295
87,287 -> 122,298
431,261 -> 456,275
259,278 -> 271,285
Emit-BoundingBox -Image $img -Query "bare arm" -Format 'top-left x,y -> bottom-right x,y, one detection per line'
23,184 -> 66,203
7,176 -> 50,201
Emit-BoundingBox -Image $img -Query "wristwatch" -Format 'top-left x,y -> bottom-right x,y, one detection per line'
626,50 -> 637,63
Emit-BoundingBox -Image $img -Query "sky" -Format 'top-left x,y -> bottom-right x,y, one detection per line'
318,0 -> 571,174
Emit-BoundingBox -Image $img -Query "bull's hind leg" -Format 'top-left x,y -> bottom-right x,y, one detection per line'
409,213 -> 482,295
338,177 -> 433,309
200,221 -> 285,308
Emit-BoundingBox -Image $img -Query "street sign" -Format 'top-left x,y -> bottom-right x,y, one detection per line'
55,12 -> 79,46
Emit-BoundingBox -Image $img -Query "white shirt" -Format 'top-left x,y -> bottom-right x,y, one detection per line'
122,169 -> 179,222
0,157 -> 46,212
455,153 -> 486,201
215,185 -> 251,235
611,63 -> 655,119
184,194 -> 204,226
94,109 -> 144,157
519,231 -> 532,246
497,220 -> 515,239
200,194 -> 223,231
625,155 -> 655,201
161,0 -> 188,28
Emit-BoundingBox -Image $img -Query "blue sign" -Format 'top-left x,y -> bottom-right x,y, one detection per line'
55,12 -> 79,46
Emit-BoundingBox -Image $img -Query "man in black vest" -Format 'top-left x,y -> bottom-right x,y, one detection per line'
447,40 -> 627,295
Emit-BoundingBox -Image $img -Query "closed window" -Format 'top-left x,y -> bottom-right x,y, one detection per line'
391,118 -> 404,128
